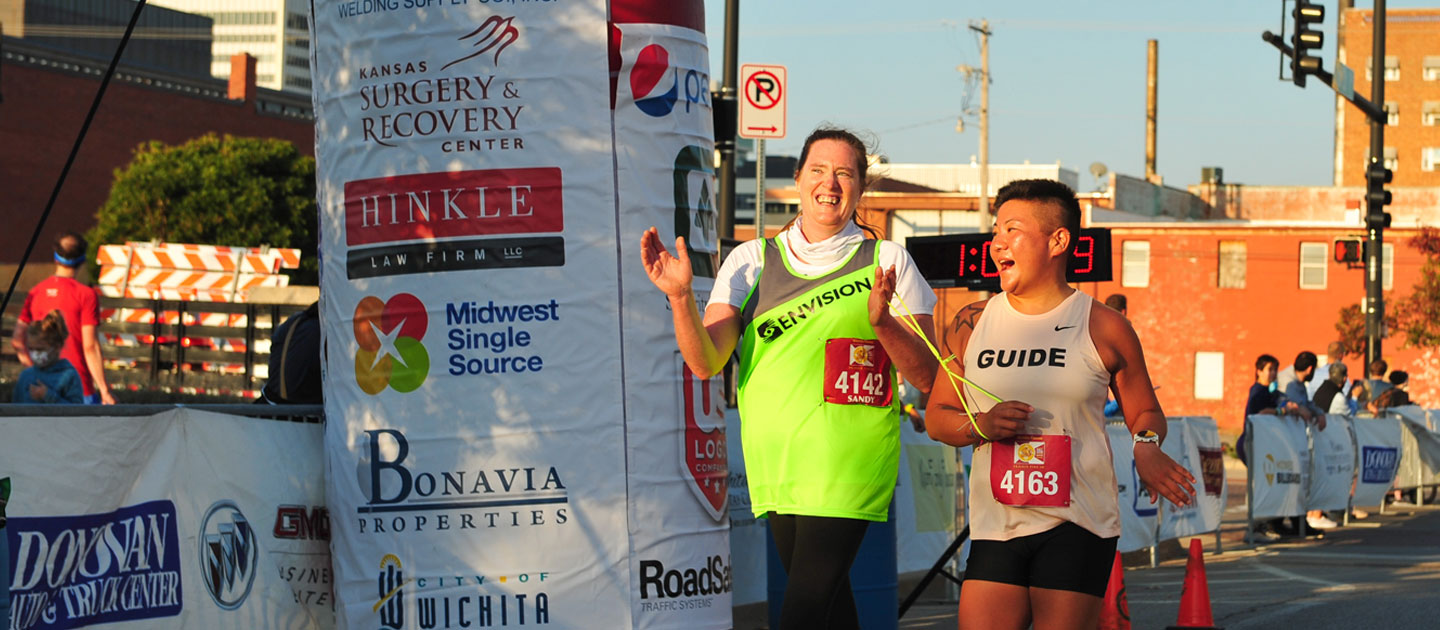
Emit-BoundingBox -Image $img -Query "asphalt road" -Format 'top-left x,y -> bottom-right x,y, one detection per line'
899,462 -> 1440,630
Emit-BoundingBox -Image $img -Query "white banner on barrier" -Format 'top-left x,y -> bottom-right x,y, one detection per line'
724,409 -> 766,607
1352,416 -> 1403,507
1105,423 -> 1158,553
1160,417 -> 1226,539
1306,415 -> 1357,512
895,424 -> 957,574
1246,415 -> 1310,519
1,411 -> 330,630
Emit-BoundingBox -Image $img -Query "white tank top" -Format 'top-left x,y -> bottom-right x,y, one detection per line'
963,290 -> 1119,540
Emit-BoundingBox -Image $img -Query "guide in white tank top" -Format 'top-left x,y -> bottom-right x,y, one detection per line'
963,290 -> 1119,541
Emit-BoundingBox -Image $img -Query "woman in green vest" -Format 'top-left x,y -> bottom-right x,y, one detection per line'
641,127 -> 939,629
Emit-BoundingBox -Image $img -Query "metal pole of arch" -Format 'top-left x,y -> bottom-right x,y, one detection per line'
756,139 -> 767,239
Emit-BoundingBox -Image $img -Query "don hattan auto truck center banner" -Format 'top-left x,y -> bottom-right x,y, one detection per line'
313,1 -> 729,628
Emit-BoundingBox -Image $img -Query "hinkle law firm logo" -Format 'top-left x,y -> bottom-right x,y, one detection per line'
355,293 -> 430,395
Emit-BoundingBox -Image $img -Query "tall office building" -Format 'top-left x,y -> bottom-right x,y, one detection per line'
1334,7 -> 1440,186
146,0 -> 311,94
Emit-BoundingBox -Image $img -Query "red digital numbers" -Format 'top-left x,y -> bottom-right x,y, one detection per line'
1072,236 -> 1094,274
958,243 -> 1001,279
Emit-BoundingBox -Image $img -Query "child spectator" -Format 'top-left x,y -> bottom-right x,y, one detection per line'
13,310 -> 84,404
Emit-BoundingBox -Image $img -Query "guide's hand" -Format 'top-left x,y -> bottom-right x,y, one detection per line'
641,227 -> 693,299
978,401 -> 1032,441
1135,444 -> 1197,506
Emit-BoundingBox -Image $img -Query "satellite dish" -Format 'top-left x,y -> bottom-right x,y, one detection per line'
1089,162 -> 1109,179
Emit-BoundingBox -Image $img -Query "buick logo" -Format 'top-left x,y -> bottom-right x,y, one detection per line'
199,500 -> 258,610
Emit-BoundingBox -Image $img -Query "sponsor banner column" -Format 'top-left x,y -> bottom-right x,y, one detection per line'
1305,414 -> 1357,512
610,2 -> 732,627
313,2 -> 630,629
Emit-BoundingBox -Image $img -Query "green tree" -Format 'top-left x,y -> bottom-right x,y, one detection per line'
1335,227 -> 1440,353
87,134 -> 318,283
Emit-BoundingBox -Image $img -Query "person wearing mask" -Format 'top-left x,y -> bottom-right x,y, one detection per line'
12,310 -> 83,404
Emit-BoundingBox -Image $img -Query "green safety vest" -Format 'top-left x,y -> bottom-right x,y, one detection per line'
738,238 -> 899,521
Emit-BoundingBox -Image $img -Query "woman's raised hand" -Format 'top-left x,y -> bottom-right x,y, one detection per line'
641,227 -> 693,298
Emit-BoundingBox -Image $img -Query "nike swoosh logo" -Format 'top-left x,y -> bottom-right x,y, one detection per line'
1054,325 -> 1076,331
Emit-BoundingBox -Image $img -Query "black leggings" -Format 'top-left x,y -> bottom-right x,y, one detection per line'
768,513 -> 870,630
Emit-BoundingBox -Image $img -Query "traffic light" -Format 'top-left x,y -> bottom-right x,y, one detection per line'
1291,1 -> 1325,87
1365,163 -> 1393,208
1334,238 -> 1363,264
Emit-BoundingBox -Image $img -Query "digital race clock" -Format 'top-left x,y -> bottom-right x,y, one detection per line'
906,228 -> 1113,291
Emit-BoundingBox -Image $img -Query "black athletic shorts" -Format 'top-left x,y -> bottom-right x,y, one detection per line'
964,521 -> 1118,597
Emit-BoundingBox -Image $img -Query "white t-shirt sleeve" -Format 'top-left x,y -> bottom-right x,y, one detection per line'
708,239 -> 765,309
879,240 -> 938,317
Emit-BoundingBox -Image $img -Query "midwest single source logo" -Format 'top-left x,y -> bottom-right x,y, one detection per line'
355,294 -> 430,394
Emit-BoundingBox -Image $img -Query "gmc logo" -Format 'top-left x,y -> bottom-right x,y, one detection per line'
274,505 -> 331,541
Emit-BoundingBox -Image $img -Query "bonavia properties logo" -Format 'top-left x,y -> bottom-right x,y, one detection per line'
354,293 -> 429,394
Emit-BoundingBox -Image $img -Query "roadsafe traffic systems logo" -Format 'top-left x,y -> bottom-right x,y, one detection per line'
374,553 -> 552,628
356,428 -> 569,536
355,293 -> 430,395
199,500 -> 258,611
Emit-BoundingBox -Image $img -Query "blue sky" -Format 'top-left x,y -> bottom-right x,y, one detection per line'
702,1 -> 1432,189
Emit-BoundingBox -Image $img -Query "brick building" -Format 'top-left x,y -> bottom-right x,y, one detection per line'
0,38 -> 313,268
1334,7 -> 1440,186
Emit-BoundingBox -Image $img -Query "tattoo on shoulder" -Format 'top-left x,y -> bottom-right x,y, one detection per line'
950,302 -> 985,337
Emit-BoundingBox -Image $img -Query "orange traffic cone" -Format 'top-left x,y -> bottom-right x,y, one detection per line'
1166,538 -> 1222,629
1099,551 -> 1129,630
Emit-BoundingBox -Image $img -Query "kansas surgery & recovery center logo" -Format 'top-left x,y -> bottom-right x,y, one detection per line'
355,293 -> 430,394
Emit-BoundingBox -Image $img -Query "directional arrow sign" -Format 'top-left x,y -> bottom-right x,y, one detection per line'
740,64 -> 786,139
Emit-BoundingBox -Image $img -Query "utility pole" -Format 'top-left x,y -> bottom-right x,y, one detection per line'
715,0 -> 739,240
970,20 -> 991,232
1364,0 -> 1388,366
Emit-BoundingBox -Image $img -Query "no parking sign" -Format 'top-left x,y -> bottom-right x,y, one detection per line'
740,64 -> 786,139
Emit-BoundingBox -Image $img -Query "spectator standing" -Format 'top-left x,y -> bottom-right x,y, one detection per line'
256,302 -> 322,405
1278,351 -> 1335,530
10,233 -> 115,404
1307,341 -> 1348,400
1312,363 -> 1351,416
1370,370 -> 1412,412
12,311 -> 83,404
1367,359 -> 1392,400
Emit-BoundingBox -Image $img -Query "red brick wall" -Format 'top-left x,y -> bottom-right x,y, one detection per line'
1,62 -> 313,266
1338,9 -> 1440,187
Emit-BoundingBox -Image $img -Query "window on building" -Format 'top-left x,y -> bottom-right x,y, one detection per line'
1424,147 -> 1440,172
1384,242 -> 1395,291
1425,56 -> 1440,81
1384,146 -> 1398,172
286,55 -> 309,69
285,76 -> 312,90
285,36 -> 310,50
287,12 -> 308,30
203,11 -> 277,25
1385,102 -> 1399,126
1425,102 -> 1440,127
1121,241 -> 1150,287
1194,352 -> 1225,400
1366,56 -> 1401,81
1218,240 -> 1246,289
1299,242 -> 1327,289
216,34 -> 277,43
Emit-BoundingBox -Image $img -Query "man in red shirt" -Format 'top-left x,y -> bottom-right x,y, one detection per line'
11,233 -> 115,404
